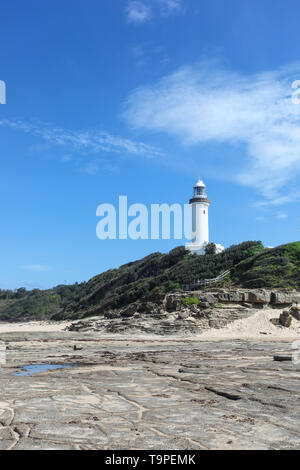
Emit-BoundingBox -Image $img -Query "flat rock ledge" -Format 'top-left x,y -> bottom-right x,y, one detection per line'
0,332 -> 299,450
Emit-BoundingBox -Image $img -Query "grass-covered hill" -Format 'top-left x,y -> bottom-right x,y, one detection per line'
231,242 -> 300,289
0,241 -> 299,322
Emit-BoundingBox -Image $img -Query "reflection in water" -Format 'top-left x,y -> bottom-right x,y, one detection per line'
14,364 -> 73,376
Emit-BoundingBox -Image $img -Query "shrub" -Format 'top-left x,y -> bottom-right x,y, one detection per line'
166,282 -> 180,292
205,243 -> 217,255
181,296 -> 199,306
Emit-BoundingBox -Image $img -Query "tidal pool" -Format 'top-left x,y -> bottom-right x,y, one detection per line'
14,363 -> 73,376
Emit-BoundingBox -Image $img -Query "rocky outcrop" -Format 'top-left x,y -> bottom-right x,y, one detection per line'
199,293 -> 218,306
290,306 -> 300,321
271,292 -> 300,305
270,305 -> 300,328
246,290 -> 271,304
165,295 -> 181,312
120,304 -> 138,318
165,289 -> 300,309
67,303 -> 254,336
67,288 -> 300,335
279,311 -> 292,328
216,291 -> 246,303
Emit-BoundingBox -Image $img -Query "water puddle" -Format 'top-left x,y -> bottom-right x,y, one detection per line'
14,363 -> 73,376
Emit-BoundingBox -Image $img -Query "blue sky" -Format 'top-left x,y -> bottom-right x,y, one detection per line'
1,0 -> 300,289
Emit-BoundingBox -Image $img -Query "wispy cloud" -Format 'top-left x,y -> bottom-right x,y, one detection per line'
126,1 -> 152,23
28,143 -> 51,154
21,264 -> 51,272
276,212 -> 288,220
123,59 -> 300,203
0,118 -> 163,162
126,0 -> 182,23
158,0 -> 182,15
131,42 -> 169,67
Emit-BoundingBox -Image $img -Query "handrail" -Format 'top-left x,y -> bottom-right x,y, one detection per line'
182,270 -> 230,291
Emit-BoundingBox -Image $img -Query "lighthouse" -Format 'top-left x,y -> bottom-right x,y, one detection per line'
186,179 -> 224,255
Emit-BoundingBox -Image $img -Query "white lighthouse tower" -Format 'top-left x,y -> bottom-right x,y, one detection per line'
186,179 -> 224,255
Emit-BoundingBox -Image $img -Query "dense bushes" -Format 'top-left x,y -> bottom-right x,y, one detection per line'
231,242 -> 300,288
0,283 -> 83,321
1,241 -> 298,321
182,297 -> 200,306
44,241 -> 266,319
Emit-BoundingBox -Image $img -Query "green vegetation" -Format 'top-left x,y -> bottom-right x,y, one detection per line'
205,243 -> 217,255
0,241 -> 299,321
0,284 -> 82,322
182,297 -> 200,306
231,242 -> 300,288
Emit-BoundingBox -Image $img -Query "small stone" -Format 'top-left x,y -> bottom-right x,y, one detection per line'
243,303 -> 253,308
165,295 -> 181,312
279,311 -> 292,328
273,355 -> 292,362
121,304 -> 137,317
200,294 -> 217,305
290,306 -> 300,321
198,302 -> 211,309
178,311 -> 190,320
74,345 -> 83,351
104,311 -> 120,319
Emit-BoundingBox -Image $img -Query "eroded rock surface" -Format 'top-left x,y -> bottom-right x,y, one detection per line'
0,331 -> 299,450
65,289 -> 300,336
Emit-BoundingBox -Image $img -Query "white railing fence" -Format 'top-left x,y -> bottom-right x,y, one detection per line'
182,270 -> 230,291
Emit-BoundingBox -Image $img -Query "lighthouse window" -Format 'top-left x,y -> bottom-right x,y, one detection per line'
203,210 -> 206,214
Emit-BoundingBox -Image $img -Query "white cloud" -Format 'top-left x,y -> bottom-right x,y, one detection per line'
81,162 -> 99,175
123,59 -> 300,203
254,191 -> 300,206
0,119 -> 163,160
126,0 -> 182,23
158,0 -> 182,15
131,42 -> 169,67
28,143 -> 51,154
126,1 -> 151,23
21,265 -> 51,272
276,212 -> 288,220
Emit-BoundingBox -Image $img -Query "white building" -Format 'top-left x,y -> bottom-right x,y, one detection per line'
186,179 -> 224,255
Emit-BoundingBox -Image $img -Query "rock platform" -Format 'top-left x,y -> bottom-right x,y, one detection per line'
0,330 -> 299,450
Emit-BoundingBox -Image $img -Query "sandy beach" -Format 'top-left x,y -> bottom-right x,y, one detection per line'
200,308 -> 300,341
1,309 -> 299,341
0,320 -> 73,334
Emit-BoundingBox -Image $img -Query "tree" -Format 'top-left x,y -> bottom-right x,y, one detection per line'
205,243 -> 217,255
